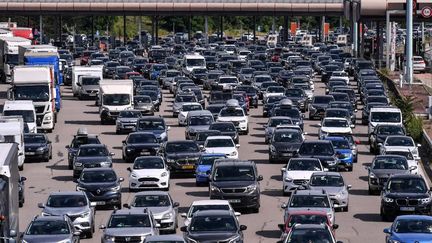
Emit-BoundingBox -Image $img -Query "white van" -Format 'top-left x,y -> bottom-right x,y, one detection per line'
267,34 -> 278,48
2,100 -> 36,133
300,35 -> 314,47
368,107 -> 403,135
72,66 -> 103,97
182,54 -> 206,76
336,35 -> 348,46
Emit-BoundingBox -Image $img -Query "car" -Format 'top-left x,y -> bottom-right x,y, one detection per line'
121,132 -> 160,163
184,110 -> 214,140
263,95 -> 286,117
269,129 -> 304,164
281,158 -> 326,195
136,117 -> 170,143
113,66 -> 133,79
66,128 -> 101,169
100,208 -> 159,243
325,136 -> 355,170
297,140 -> 339,171
308,172 -> 351,211
379,135 -> 421,160
73,144 -> 114,178
202,136 -> 240,159
380,174 -> 432,221
318,117 -> 352,139
128,191 -> 179,233
134,95 -> 155,116
144,235 -> 186,243
264,117 -> 294,144
115,110 -> 142,134
127,156 -> 170,191
193,130 -> 222,146
324,108 -> 353,127
209,159 -> 262,212
381,148 -> 420,175
384,215 -> 432,243
177,102 -> 203,126
369,124 -> 406,154
160,140 -> 201,173
208,122 -> 239,144
285,88 -> 308,112
270,100 -> 304,130
308,95 -> 335,120
172,93 -> 198,117
180,200 -> 240,227
217,101 -> 249,135
263,86 -> 286,101
39,191 -> 96,238
22,215 -> 80,243
180,210 -> 247,243
278,224 -> 342,243
413,55 -> 427,73
281,189 -> 335,225
24,133 -> 52,162
195,153 -> 227,186
235,85 -> 259,108
76,168 -> 124,209
138,90 -> 161,111
366,155 -> 413,195
327,101 -> 357,125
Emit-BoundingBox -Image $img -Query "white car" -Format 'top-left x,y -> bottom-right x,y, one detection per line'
128,156 -> 170,191
202,136 -> 240,159
329,71 -> 349,85
318,117 -> 352,139
262,86 -> 286,101
413,56 -> 426,73
281,158 -> 326,196
217,106 -> 249,134
180,200 -> 240,227
381,148 -> 419,175
379,135 -> 421,160
177,102 -> 202,126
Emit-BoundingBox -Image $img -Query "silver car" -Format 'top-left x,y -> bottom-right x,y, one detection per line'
144,235 -> 186,243
78,76 -> 100,100
116,110 -> 142,134
128,191 -> 179,234
307,172 -> 351,211
22,215 -> 80,243
39,191 -> 96,238
100,208 -> 159,243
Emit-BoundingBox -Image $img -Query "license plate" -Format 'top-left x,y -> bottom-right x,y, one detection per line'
140,151 -> 150,155
182,165 -> 194,170
400,207 -> 415,211
142,181 -> 154,185
228,199 -> 241,203
95,201 -> 106,205
25,152 -> 35,155
282,153 -> 292,157
125,126 -> 134,128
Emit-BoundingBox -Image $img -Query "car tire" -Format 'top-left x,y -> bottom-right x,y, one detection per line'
368,186 -> 374,195
18,164 -> 23,171
86,229 -> 93,239
68,161 -> 73,170
347,166 -> 353,172
49,151 -> 52,160
380,207 -> 390,222
44,155 -> 50,162
283,190 -> 290,196
251,206 -> 260,213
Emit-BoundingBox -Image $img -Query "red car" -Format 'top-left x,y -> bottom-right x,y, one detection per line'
126,71 -> 141,79
278,210 -> 337,240
80,51 -> 94,66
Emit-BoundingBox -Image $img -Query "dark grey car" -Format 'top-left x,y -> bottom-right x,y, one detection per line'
22,215 -> 80,243
73,144 -> 114,178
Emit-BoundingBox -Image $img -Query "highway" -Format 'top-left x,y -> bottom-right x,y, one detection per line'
1,71 -> 429,243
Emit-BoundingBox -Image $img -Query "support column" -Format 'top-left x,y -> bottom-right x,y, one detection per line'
386,12 -> 391,69
123,15 -> 127,45
283,16 -> 289,43
39,15 -> 43,44
138,16 -> 142,45
272,16 -> 275,34
360,22 -> 365,58
406,0 -> 413,84
58,16 -> 62,44
318,17 -> 322,42
155,16 -> 159,45
253,16 -> 256,44
421,22 -> 425,54
376,21 -> 380,66
188,16 -> 192,41
220,16 -> 223,41
151,16 -> 155,45
204,16 -> 209,44
353,21 -> 358,57
321,16 -> 326,42
339,16 -> 343,30
91,16 -> 95,47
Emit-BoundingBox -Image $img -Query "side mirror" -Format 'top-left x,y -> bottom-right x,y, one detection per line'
317,123 -> 322,127
123,203 -> 130,209
173,202 -> 180,207
347,185 -> 352,189
409,166 -> 417,171
278,223 -> 285,232
65,145 -> 70,149
180,213 -> 187,218
155,223 -> 161,228
199,145 -> 204,150
37,203 -> 45,208
354,109 -> 358,112
281,203 -> 287,209
20,176 -> 27,182
234,212 -> 241,217
109,152 -> 115,156
332,224 -> 339,230
73,231 -> 81,236
281,168 -> 286,172
119,177 -> 124,182
257,175 -> 263,181
47,140 -> 52,144
383,228 -> 391,234
180,226 -> 188,232
99,224 -> 106,229
350,124 -> 355,128
239,225 -> 247,231
235,144 -> 240,149
90,202 -> 97,207
127,167 -> 132,172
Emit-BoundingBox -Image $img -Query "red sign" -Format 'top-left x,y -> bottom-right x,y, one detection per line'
421,6 -> 432,18
290,22 -> 297,36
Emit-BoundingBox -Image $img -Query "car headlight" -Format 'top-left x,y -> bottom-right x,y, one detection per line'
239,120 -> 247,123
74,162 -> 83,167
45,116 -> 52,121
369,172 -> 376,179
104,234 -> 115,241
383,196 -> 394,203
166,158 -> 175,163
337,190 -> 347,198
101,161 -> 112,167
76,186 -> 86,191
110,185 -> 121,192
284,176 -> 293,182
80,211 -> 91,218
421,197 -> 431,204
230,151 -> 237,156
270,145 -> 276,152
160,132 -> 167,139
161,172 -> 168,177
162,212 -> 173,219
36,147 -> 45,152
245,184 -> 257,193
210,185 -> 221,193
126,148 -> 134,152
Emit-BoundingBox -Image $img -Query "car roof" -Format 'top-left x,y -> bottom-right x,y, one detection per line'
49,191 -> 86,196
138,116 -> 164,121
214,159 -> 254,166
33,215 -> 67,221
311,171 -> 342,177
395,215 -> 432,220
188,110 -> 212,116
389,173 -> 423,179
78,144 -> 105,148
206,136 -> 233,140
293,189 -> 327,196
191,200 -> 231,206
145,235 -> 185,241
112,208 -> 150,215
292,224 -> 328,230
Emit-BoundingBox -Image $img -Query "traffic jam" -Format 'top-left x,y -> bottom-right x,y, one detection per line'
0,25 -> 431,243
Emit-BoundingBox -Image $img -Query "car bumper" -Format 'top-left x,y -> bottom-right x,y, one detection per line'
129,177 -> 169,190
85,192 -> 121,206
382,202 -> 432,216
195,173 -> 209,183
72,217 -> 93,233
270,152 -> 296,162
210,193 -> 260,209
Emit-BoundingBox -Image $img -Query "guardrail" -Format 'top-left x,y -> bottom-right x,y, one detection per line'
421,129 -> 432,185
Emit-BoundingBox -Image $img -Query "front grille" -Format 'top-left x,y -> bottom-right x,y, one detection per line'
293,179 -> 307,185
36,114 -> 44,126
409,199 -> 419,206
35,106 -> 45,114
114,236 -> 142,243
221,188 -> 246,193
83,163 -> 101,168
176,158 -> 198,165
396,199 -> 408,206
138,177 -> 159,182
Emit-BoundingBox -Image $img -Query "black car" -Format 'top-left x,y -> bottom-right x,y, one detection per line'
113,66 -> 132,79
135,116 -> 169,142
380,174 -> 432,221
180,210 -> 247,243
269,129 -> 304,163
206,104 -> 225,120
369,124 -> 406,154
297,140 -> 339,171
209,159 -> 262,212
73,144 -> 114,178
308,95 -> 335,120
263,96 -> 286,117
103,61 -> 120,78
285,88 -> 308,112
66,130 -> 101,170
160,140 -> 201,173
209,122 -> 239,144
194,130 -> 222,146
24,133 -> 52,162
122,132 -> 160,163
76,168 -> 123,209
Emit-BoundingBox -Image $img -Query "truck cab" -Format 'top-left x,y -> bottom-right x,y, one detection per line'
99,79 -> 134,124
2,100 -> 37,133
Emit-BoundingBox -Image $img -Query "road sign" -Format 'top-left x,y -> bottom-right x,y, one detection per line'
421,6 -> 432,18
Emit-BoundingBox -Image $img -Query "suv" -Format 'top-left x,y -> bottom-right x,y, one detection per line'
380,174 -> 432,221
100,208 -> 159,243
73,144 -> 114,178
136,116 -> 170,143
66,128 -> 101,169
185,110 -> 214,140
297,140 -> 339,171
121,132 -> 160,163
160,140 -> 201,173
23,215 -> 80,243
217,101 -> 249,134
39,191 -> 96,238
209,159 -> 262,213
308,95 -> 335,120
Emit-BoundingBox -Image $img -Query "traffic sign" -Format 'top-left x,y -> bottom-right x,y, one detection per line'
421,6 -> 432,18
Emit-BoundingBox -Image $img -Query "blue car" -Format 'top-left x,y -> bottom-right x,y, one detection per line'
195,153 -> 227,186
384,215 -> 432,243
325,136 -> 354,171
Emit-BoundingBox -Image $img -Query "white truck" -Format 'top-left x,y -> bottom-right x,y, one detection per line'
0,143 -> 20,243
8,65 -> 56,132
72,66 -> 103,97
0,116 -> 25,170
98,79 -> 134,124
0,36 -> 32,83
2,100 -> 37,133
182,54 -> 206,76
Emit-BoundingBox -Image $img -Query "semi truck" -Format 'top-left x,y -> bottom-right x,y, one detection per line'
98,79 -> 134,124
2,100 -> 37,133
0,36 -> 32,83
0,143 -> 19,243
71,66 -> 103,97
0,116 -> 25,171
8,65 -> 56,132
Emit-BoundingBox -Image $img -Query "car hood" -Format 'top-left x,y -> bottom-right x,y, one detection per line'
285,170 -> 316,180
273,142 -> 301,151
23,235 -> 72,242
385,192 -> 430,199
82,85 -> 99,90
132,168 -> 166,177
308,186 -> 343,196
187,232 -> 239,242
104,227 -> 154,237
75,156 -> 111,163
212,180 -> 255,188
370,169 -> 410,178
311,103 -> 328,109
321,127 -> 352,133
196,165 -> 212,172
43,206 -> 89,216
126,143 -> 159,149
287,207 -> 331,216
335,149 -> 352,154
78,181 -> 118,190
218,117 -> 246,122
188,125 -> 211,132
25,143 -> 46,149
392,233 -> 432,243
204,147 -> 235,154
147,206 -> 172,217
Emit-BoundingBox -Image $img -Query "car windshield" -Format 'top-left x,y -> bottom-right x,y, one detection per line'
210,123 -> 236,132
133,158 -> 164,169
133,195 -> 171,207
14,85 -> 50,102
187,59 -> 205,66
371,112 -> 401,123
165,142 -> 199,153
387,178 -> 427,193
314,96 -> 334,104
299,143 -> 334,156
81,77 -> 100,85
47,195 -> 87,208
138,120 -> 165,130
310,175 -> 344,187
269,118 -> 293,127
323,119 -> 348,127
182,104 -> 202,112
108,215 -> 151,228
287,228 -> 332,242
189,216 -> 237,232
286,89 -> 304,97
330,139 -> 350,149
385,151 -> 414,160
80,170 -> 117,183
176,96 -> 197,103
267,96 -> 286,104
71,136 -> 100,149
103,94 -> 130,106
199,156 -> 225,165
373,157 -> 408,170
127,134 -> 157,144
119,111 -> 141,118
290,195 -> 330,208
287,160 -> 322,171
268,86 -> 285,93
213,166 -> 255,181
206,139 -> 234,148
394,219 -> 432,234
220,108 -> 244,117
24,134 -> 46,143
287,215 -> 328,228
3,110 -> 35,123
326,110 -> 348,118
78,146 -> 108,156
274,109 -> 300,118
27,220 -> 70,235
189,116 -> 213,126
211,92 -> 233,101
189,205 -> 230,217
274,132 -> 302,143
385,137 -> 414,147
377,126 -> 405,135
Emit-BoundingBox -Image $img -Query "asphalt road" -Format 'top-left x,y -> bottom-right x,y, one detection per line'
1,73 -> 429,243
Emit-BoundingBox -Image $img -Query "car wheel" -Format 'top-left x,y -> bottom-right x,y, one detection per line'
18,164 -> 23,171
68,161 -> 73,170
86,229 -> 93,239
380,207 -> 390,222
347,166 -> 353,172
44,155 -> 50,162
282,190 -> 290,196
251,206 -> 260,213
49,151 -> 52,159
